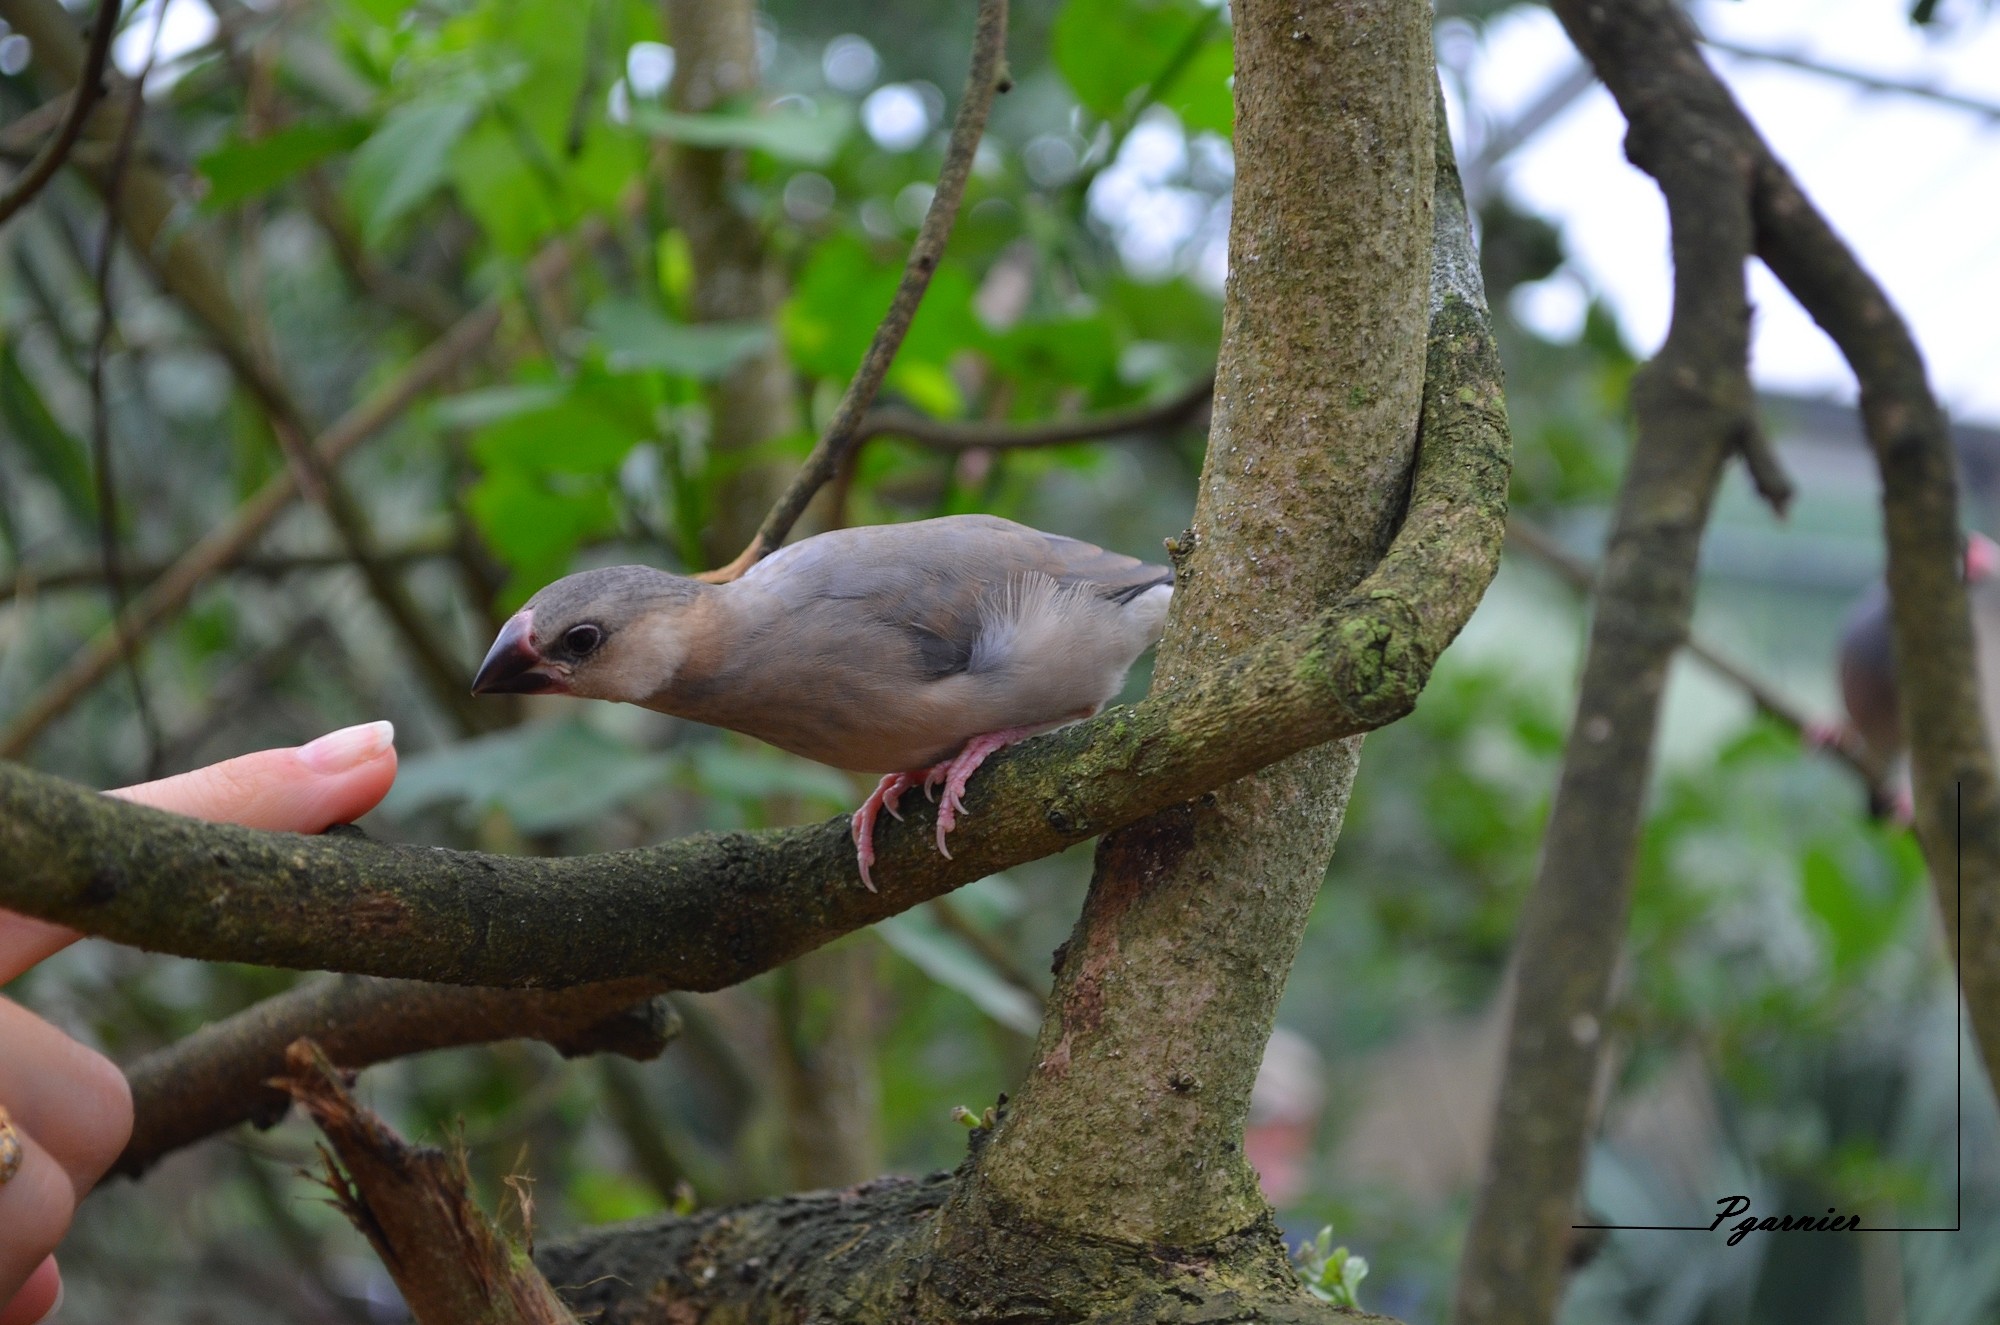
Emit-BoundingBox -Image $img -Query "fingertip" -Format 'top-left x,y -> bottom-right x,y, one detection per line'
0,1255 -> 60,1325
316,741 -> 398,829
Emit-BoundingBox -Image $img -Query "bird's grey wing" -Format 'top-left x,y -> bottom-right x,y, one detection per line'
741,515 -> 1169,680
1839,586 -> 1902,759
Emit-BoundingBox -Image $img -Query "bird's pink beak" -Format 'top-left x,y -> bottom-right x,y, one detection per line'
1967,533 -> 1999,584
472,610 -> 562,695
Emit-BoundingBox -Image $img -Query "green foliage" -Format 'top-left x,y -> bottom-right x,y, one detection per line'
585,300 -> 774,378
1052,0 -> 1233,136
1294,1227 -> 1369,1309
348,97 -> 486,243
0,336 -> 94,523
198,120 -> 372,211
385,719 -> 675,833
7,1 -> 1988,1320
629,101 -> 857,166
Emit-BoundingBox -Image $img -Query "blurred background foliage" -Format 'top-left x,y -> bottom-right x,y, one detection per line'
0,0 -> 1993,1321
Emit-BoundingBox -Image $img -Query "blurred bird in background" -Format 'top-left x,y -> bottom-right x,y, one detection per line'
1814,531 -> 2000,817
472,515 -> 1174,888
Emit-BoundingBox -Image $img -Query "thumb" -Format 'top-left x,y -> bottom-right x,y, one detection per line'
108,721 -> 399,833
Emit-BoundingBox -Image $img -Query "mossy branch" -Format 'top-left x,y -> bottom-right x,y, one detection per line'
0,379 -> 1496,984
0,167 -> 1503,991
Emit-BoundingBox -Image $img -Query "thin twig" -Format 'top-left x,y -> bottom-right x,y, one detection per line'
0,0 -> 119,228
88,0 -> 169,777
1502,518 -> 1890,791
1,540 -> 458,604
701,0 -> 1011,583
856,375 -> 1212,453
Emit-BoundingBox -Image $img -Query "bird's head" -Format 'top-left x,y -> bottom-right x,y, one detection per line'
471,566 -> 704,704
1967,532 -> 1999,585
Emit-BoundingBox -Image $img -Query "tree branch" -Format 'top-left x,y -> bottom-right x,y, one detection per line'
1454,4 -> 1998,1321
117,973 -> 680,1179
1,539 -> 459,604
0,298 -> 1503,986
1749,129 -> 2000,1079
1457,10 -> 1762,1321
700,0 -> 1011,582
855,374 -> 1213,453
0,0 -> 118,228
278,1041 -> 581,1325
1502,517 -> 1892,793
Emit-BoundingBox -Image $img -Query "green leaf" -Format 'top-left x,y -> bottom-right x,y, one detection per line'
784,232 -> 983,382
585,300 -> 773,378
198,119 -> 370,211
628,101 -> 855,166
875,911 -> 1042,1034
1052,0 -> 1229,130
466,464 -> 620,601
347,97 -> 483,243
385,720 -> 675,833
0,339 -> 94,523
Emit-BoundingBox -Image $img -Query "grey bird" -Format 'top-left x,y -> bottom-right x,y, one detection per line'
1815,531 -> 2000,814
471,514 -> 1174,887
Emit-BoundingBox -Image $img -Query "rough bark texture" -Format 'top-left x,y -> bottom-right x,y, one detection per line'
0,376 -> 1501,990
0,11 -> 1517,1317
959,0 -> 1436,1247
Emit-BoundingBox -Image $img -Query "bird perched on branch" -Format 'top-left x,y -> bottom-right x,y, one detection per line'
471,514 -> 1174,888
1813,530 -> 2000,816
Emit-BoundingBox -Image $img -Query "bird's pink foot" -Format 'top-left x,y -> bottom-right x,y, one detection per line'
1803,719 -> 1849,752
927,724 -> 1052,858
852,771 -> 919,892
851,721 -> 1072,886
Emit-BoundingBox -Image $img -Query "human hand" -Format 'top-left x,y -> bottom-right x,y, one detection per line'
0,721 -> 399,1324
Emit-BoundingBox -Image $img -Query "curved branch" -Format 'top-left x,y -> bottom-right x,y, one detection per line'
0,321 -> 1503,987
855,375 -> 1213,453
0,0 -> 119,228
1749,156 -> 2000,1055
117,973 -> 680,1179
701,0 -> 1011,583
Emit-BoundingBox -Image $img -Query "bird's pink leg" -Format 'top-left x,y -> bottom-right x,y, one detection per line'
851,772 -> 918,892
1803,719 -> 1850,752
928,724 -> 1055,858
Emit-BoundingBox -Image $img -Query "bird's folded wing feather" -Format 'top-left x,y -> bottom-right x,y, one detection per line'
742,514 -> 1170,681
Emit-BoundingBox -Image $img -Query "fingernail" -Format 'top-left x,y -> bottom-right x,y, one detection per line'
46,1279 -> 62,1320
297,721 -> 396,774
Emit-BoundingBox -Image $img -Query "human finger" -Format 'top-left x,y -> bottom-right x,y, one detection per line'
108,721 -> 397,833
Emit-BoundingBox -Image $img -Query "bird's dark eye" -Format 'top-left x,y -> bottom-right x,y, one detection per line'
563,624 -> 604,657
